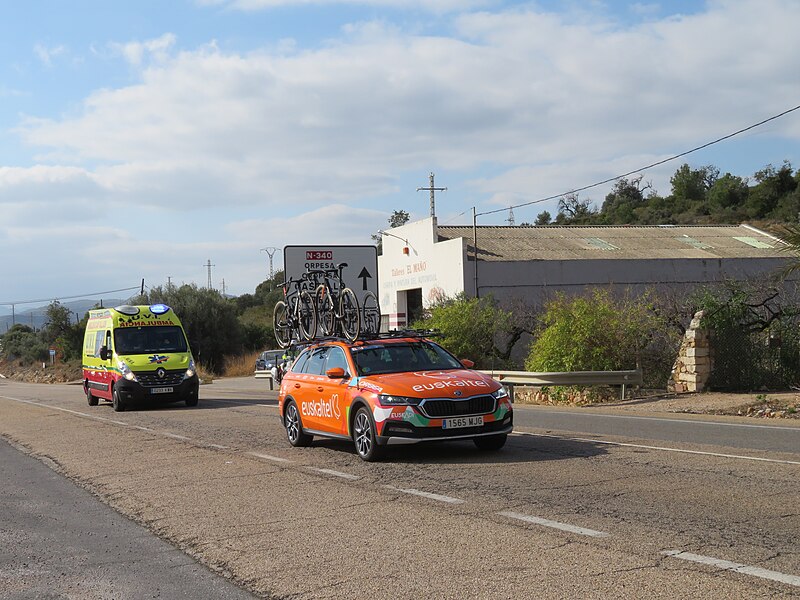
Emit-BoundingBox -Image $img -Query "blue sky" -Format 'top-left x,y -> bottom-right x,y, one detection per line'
1,0 -> 799,312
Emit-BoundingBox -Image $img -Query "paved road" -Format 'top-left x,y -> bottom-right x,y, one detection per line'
1,377 -> 798,598
516,405 -> 800,454
0,437 -> 256,600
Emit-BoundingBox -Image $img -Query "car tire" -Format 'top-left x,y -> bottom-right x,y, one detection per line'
473,433 -> 507,451
185,395 -> 198,407
353,406 -> 383,462
112,387 -> 125,412
284,401 -> 312,447
86,384 -> 99,407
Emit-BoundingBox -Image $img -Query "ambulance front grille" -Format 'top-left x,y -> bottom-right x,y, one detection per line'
135,369 -> 185,387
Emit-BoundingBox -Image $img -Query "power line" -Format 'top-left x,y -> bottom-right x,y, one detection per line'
478,103 -> 800,217
0,285 -> 142,306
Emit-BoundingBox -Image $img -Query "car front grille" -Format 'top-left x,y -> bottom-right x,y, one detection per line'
135,369 -> 185,387
418,395 -> 496,418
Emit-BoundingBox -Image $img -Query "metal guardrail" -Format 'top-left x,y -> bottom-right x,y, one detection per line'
254,370 -> 275,390
479,369 -> 643,401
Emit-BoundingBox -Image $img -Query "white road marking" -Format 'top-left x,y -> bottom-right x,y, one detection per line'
663,551 -> 800,587
514,431 -> 800,466
499,510 -> 610,538
162,432 -> 190,441
1,396 -> 131,425
207,443 -> 230,450
385,486 -> 465,504
309,467 -> 360,480
247,451 -> 292,463
524,410 -> 800,431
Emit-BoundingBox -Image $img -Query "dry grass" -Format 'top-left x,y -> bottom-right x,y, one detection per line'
221,351 -> 261,378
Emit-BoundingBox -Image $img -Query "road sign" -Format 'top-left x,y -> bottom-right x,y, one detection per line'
283,245 -> 378,305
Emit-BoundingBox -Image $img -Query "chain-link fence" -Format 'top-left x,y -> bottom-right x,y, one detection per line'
708,318 -> 800,391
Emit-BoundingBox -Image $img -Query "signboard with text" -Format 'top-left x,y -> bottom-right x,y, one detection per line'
283,245 -> 378,305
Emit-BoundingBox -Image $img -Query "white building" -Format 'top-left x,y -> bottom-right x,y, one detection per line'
378,217 -> 792,328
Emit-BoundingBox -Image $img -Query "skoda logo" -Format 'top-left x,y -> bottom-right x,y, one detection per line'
453,390 -> 462,397
157,368 -> 166,379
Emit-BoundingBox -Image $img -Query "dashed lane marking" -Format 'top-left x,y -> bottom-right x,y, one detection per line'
247,452 -> 292,463
385,486 -> 465,504
663,551 -> 800,587
308,467 -> 360,480
514,431 -> 800,466
499,510 -> 610,538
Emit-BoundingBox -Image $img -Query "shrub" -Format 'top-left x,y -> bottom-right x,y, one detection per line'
526,289 -> 668,386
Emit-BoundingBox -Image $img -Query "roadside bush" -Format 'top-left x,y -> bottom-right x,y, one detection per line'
413,293 -> 520,369
526,289 -> 673,387
0,325 -> 49,363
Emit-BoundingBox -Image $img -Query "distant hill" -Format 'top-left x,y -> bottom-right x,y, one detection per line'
0,298 -> 128,333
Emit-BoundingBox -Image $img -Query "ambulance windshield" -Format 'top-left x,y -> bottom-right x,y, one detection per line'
114,326 -> 188,355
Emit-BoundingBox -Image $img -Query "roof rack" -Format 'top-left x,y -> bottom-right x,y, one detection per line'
285,329 -> 441,351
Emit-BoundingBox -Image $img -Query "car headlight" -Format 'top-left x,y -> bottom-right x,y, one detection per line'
184,358 -> 196,380
117,360 -> 137,382
378,394 -> 420,406
491,386 -> 509,400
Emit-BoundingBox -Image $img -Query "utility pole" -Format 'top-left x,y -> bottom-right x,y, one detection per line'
221,279 -> 227,297
417,172 -> 447,218
507,206 -> 515,226
261,247 -> 279,280
204,259 -> 215,289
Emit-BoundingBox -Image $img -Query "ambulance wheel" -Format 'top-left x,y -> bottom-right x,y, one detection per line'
112,388 -> 125,412
353,406 -> 383,462
86,384 -> 98,407
473,433 -> 507,451
284,401 -> 312,447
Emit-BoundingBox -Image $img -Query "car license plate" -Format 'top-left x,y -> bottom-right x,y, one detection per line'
150,386 -> 174,394
442,415 -> 484,429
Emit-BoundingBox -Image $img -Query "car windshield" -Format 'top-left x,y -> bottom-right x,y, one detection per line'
114,326 -> 188,355
351,341 -> 462,376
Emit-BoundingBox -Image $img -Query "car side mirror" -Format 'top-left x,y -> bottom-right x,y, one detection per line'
100,346 -> 110,361
460,358 -> 475,369
326,367 -> 347,379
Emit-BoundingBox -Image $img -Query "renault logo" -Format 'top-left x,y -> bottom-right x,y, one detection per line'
157,368 -> 166,379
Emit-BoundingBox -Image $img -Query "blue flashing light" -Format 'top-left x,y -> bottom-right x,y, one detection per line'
149,303 -> 170,315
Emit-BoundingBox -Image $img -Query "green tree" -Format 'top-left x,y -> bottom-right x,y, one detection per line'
526,289 -> 662,374
0,324 -> 48,363
132,284 -> 243,373
534,211 -> 551,226
413,294 -> 522,368
746,161 -> 797,219
600,176 -> 649,224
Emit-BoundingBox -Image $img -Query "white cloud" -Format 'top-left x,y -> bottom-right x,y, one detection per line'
5,0 -> 800,298
198,0 -> 491,12
110,33 -> 177,66
33,44 -> 67,67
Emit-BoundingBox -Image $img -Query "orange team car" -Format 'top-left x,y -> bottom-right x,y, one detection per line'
277,334 -> 513,461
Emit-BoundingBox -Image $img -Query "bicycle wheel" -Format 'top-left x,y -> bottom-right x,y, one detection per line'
339,287 -> 361,341
273,301 -> 290,348
361,291 -> 381,336
315,285 -> 336,336
298,290 -> 317,341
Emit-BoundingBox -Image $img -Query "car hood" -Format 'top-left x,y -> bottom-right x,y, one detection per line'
352,369 -> 499,398
117,352 -> 191,371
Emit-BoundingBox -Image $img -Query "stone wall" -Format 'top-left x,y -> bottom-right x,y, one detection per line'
668,310 -> 712,393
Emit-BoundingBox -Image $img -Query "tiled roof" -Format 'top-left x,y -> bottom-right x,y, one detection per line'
436,224 -> 788,261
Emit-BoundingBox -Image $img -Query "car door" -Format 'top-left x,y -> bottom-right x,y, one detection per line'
320,346 -> 352,436
295,346 -> 330,432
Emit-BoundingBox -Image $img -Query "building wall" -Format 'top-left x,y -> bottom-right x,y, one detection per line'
378,217 -> 467,328
474,257 -> 792,305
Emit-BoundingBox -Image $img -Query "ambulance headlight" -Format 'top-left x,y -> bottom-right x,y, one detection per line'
117,360 -> 137,382
184,358 -> 196,380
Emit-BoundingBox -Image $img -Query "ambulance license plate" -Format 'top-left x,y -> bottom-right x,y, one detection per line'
442,416 -> 483,429
150,386 -> 174,394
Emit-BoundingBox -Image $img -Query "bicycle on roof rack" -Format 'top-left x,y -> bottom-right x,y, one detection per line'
307,263 -> 361,342
273,273 -> 317,348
